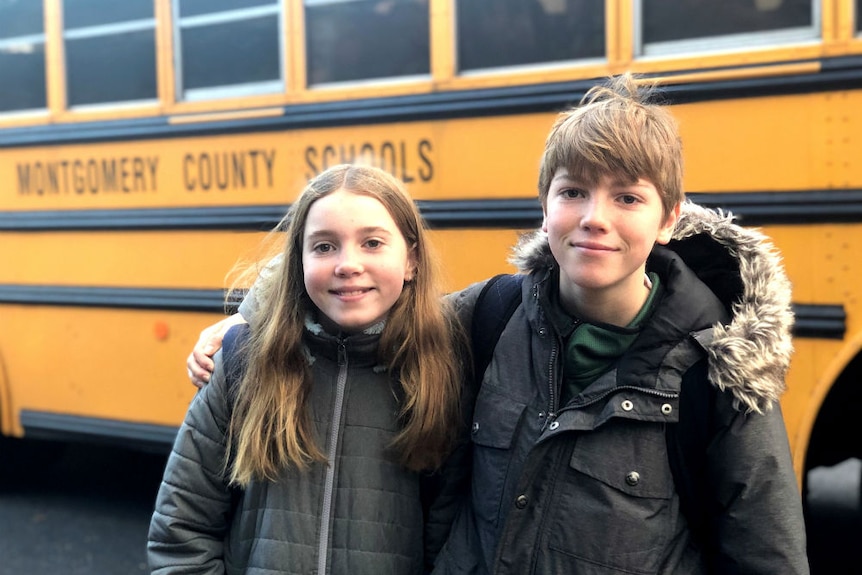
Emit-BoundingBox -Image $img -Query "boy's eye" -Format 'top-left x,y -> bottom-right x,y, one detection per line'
561,188 -> 583,198
620,194 -> 639,205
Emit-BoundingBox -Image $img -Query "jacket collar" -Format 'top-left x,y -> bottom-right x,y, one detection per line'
302,316 -> 384,368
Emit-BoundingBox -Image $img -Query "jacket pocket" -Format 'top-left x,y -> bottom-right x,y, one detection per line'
469,384 -> 526,526
547,420 -> 675,575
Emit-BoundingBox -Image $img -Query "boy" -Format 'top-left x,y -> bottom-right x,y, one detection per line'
431,73 -> 809,574
188,74 -> 809,574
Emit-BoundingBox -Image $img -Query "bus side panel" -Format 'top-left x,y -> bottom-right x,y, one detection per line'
0,306 -> 219,428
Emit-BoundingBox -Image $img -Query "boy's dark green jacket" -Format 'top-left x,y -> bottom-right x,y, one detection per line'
434,202 -> 808,575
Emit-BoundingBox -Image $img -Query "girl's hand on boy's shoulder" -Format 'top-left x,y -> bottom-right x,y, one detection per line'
187,313 -> 248,388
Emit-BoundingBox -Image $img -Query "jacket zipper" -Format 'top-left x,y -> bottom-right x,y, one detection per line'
543,314 -> 577,431
317,339 -> 348,575
543,341 -> 559,432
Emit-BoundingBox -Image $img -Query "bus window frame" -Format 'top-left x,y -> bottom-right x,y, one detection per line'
0,32 -> 48,115
452,0 -> 608,76
308,73 -> 433,91
303,0 -> 432,88
62,18 -> 159,110
633,0 -> 821,59
453,58 -> 609,80
172,1 -> 285,102
3,0 -> 862,128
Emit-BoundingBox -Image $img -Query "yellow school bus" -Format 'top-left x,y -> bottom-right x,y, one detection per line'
0,0 -> 860,520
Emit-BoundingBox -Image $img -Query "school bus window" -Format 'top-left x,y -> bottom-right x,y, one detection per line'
638,0 -> 817,57
175,0 -> 283,101
305,0 -> 429,86
0,0 -> 46,114
857,0 -> 862,33
456,0 -> 604,73
63,0 -> 157,107
180,0 -> 277,15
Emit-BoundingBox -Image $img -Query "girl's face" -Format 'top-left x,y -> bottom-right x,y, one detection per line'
302,189 -> 416,334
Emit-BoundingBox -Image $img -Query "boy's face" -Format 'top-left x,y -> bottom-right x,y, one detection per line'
543,168 -> 679,319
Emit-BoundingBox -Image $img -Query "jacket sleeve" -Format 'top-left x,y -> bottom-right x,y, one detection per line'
421,354 -> 477,572
237,254 -> 282,323
422,288 -> 487,572
706,393 -> 810,574
147,351 -> 235,575
421,433 -> 473,573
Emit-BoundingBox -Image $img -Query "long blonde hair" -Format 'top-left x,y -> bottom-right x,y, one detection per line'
228,164 -> 464,486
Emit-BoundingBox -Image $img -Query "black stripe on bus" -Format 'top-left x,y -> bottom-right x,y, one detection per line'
0,205 -> 292,231
2,55 -> 862,148
0,199 -> 545,231
3,190 -> 862,231
19,410 -> 177,452
0,283 -> 845,340
793,304 -> 846,340
0,285 -> 235,313
688,190 -> 862,226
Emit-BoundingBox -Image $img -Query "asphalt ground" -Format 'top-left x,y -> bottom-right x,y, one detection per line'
0,441 -> 166,575
0,440 -> 858,574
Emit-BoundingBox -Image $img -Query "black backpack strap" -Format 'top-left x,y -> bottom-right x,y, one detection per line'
471,274 -> 524,384
665,358 -> 717,556
220,323 -> 250,497
221,323 -> 251,412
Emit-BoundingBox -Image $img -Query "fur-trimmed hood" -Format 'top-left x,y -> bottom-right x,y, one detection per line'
508,201 -> 794,414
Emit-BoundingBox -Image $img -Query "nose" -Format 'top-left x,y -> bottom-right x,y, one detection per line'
581,196 -> 609,232
334,245 -> 363,276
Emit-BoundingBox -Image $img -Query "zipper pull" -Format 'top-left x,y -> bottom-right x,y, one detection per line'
337,340 -> 347,366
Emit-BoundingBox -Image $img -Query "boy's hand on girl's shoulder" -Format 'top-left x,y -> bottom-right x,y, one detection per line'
187,314 -> 248,388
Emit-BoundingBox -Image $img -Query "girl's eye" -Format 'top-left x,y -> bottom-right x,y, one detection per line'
365,239 -> 383,249
313,243 -> 334,254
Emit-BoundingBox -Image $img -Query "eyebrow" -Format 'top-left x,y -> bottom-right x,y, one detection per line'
552,173 -> 642,188
551,173 -> 586,187
305,226 -> 394,241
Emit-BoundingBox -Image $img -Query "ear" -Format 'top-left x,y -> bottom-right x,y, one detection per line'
541,205 -> 549,233
655,202 -> 681,245
405,243 -> 418,281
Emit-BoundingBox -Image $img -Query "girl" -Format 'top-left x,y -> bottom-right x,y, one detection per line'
148,164 -> 467,575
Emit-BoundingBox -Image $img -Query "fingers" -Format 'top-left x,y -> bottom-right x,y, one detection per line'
186,314 -> 248,387
187,349 -> 214,388
188,369 -> 205,390
202,314 -> 245,354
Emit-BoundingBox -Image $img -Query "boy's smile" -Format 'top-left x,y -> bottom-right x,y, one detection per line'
543,168 -> 679,326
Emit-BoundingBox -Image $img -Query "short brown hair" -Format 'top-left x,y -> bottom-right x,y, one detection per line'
537,73 -> 684,218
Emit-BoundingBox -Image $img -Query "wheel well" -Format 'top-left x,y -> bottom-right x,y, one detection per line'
804,352 -> 862,473
0,344 -> 12,437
